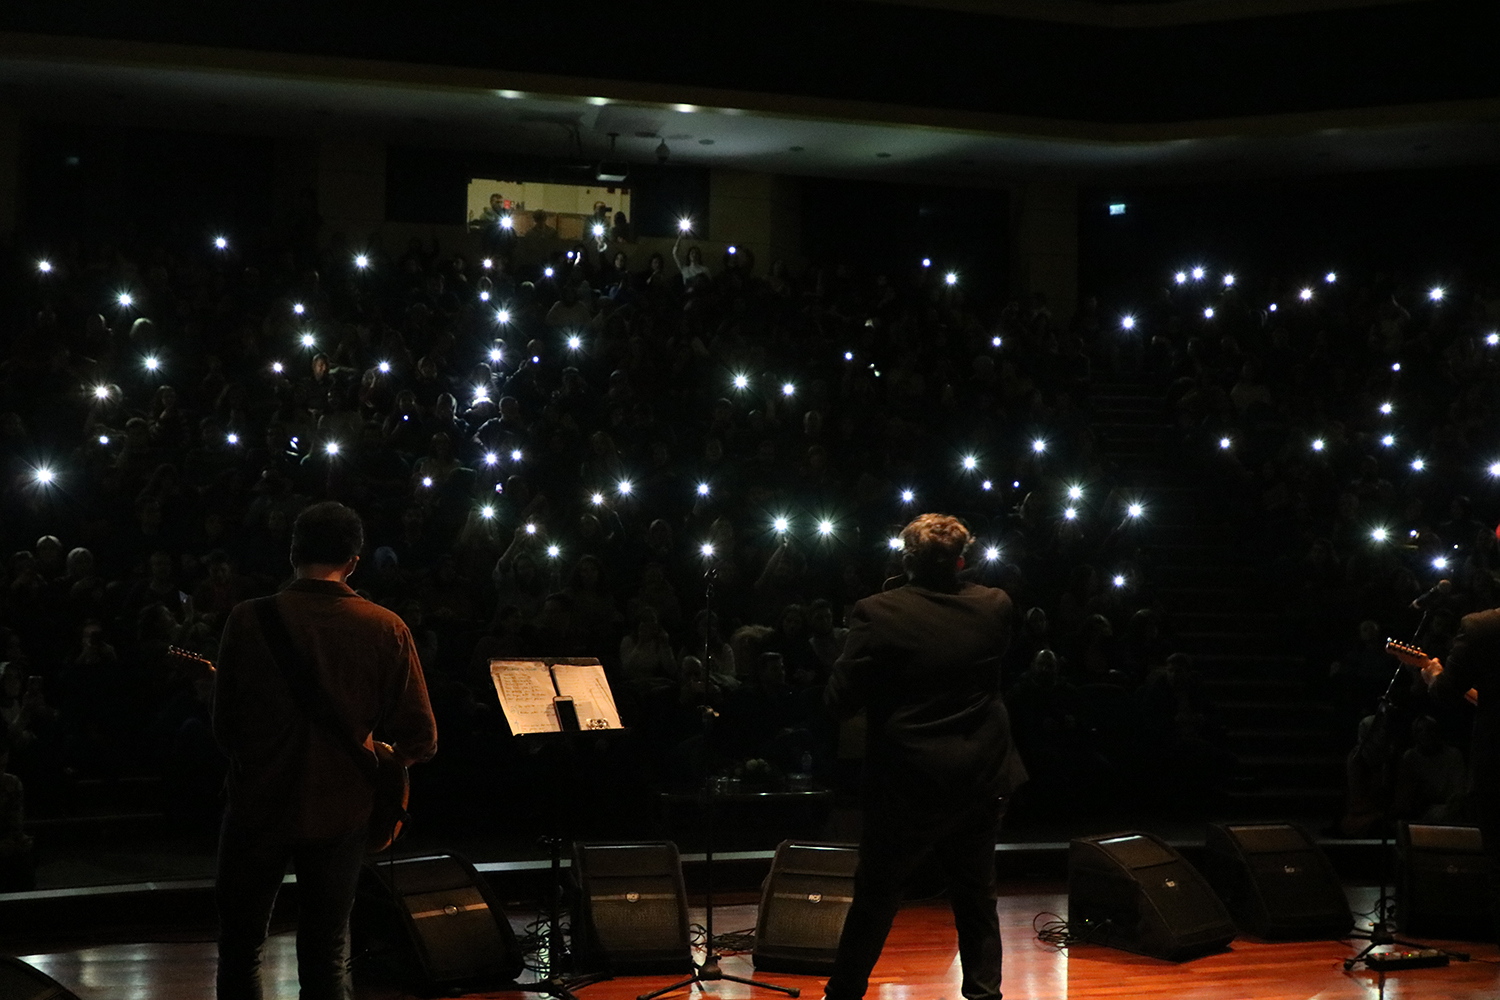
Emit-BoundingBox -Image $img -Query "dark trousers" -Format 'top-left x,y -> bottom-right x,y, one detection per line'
216,812 -> 367,1000
825,795 -> 1005,1000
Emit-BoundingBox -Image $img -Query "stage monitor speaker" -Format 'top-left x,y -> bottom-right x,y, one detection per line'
1397,822 -> 1491,940
1203,823 -> 1351,939
354,853 -> 523,992
572,841 -> 691,973
0,957 -> 82,1000
1068,831 -> 1236,960
752,840 -> 859,972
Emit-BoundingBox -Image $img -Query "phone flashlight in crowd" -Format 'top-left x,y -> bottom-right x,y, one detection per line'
1063,507 -> 1078,521
484,453 -> 498,467
981,480 -> 993,491
1203,307 -> 1215,319
1269,303 -> 1278,312
1429,286 -> 1445,302
481,506 -> 495,519
532,355 -> 540,364
1311,438 -> 1326,452
144,356 -> 160,372
1067,485 -> 1083,500
590,492 -> 605,506
1325,272 -> 1337,283
548,544 -> 561,558
1392,362 -> 1401,372
1300,288 -> 1314,301
482,258 -> 493,269
845,351 -> 854,361
962,456 -> 978,471
1411,457 -> 1426,471
1191,267 -> 1205,281
543,267 -> 555,278
700,542 -> 715,558
378,361 -> 391,373
1371,527 -> 1389,542
117,291 -> 134,307
888,537 -> 903,551
1121,315 -> 1136,330
1174,272 -> 1187,284
733,374 -> 749,390
93,385 -> 109,400
1222,273 -> 1235,287
98,435 -> 109,446
293,302 -> 305,315
945,272 -> 958,287
697,482 -> 710,497
773,516 -> 790,534
1382,435 -> 1396,447
728,246 -> 737,255
510,449 -> 523,462
921,258 -> 931,268
1127,503 -> 1144,518
214,236 -> 228,251
992,336 -> 1003,347
480,291 -> 490,302
34,467 -> 55,485
901,489 -> 915,503
421,476 -> 433,488
592,223 -> 606,238
354,254 -> 370,269
567,335 -> 582,351
817,520 -> 834,537
781,382 -> 795,397
1379,401 -> 1393,415
1219,436 -> 1232,450
567,252 -> 575,261
490,341 -> 504,361
984,546 -> 1000,561
1488,332 -> 1500,346
36,259 -> 52,274
499,216 -> 514,230
1031,439 -> 1047,454
271,361 -> 284,374
678,218 -> 693,233
525,523 -> 538,535
301,333 -> 315,348
617,479 -> 633,496
1112,574 -> 1127,588
473,387 -> 489,403
324,441 -> 341,456
227,432 -> 240,445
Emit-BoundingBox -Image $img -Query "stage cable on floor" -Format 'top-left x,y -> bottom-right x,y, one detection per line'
1032,910 -> 1112,949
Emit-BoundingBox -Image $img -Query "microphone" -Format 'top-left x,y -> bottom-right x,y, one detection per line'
1411,579 -> 1451,611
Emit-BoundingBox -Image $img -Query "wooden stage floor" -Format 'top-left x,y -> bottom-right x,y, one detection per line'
16,889 -> 1499,1000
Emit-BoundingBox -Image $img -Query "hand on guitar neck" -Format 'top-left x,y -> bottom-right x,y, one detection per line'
1385,640 -> 1479,707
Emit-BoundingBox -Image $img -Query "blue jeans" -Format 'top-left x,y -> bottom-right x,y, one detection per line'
216,813 -> 367,1000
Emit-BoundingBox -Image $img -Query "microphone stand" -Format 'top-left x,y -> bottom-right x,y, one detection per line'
638,563 -> 798,1000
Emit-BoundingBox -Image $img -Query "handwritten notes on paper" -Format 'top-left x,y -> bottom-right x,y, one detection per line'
490,659 -> 622,734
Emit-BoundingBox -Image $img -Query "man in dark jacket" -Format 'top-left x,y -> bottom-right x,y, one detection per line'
214,501 -> 437,1000
823,513 -> 1023,1000
1419,606 -> 1495,941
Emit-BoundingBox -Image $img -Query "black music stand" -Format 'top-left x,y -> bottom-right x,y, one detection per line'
495,658 -> 626,1000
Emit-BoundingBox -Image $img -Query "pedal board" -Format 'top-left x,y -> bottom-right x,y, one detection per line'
1362,949 -> 1450,971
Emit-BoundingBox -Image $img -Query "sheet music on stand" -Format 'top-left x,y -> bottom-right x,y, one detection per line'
490,658 -> 623,734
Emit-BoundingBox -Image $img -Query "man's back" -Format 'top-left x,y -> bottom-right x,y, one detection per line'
827,581 -> 1014,811
213,580 -> 436,840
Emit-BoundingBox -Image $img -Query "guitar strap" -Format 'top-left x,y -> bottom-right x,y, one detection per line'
253,595 -> 385,788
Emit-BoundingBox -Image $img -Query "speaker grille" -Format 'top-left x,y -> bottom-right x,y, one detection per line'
1398,822 -> 1491,939
574,842 -> 691,972
754,840 -> 859,972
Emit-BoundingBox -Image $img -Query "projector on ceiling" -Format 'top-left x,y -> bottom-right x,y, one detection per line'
595,162 -> 629,183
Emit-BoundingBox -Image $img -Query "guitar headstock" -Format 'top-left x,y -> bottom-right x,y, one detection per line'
1385,638 -> 1429,667
167,645 -> 215,674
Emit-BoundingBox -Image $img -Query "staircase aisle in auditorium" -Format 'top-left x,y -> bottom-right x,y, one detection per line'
1090,374 -> 1343,823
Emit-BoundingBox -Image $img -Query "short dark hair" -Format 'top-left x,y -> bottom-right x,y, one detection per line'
291,501 -> 365,566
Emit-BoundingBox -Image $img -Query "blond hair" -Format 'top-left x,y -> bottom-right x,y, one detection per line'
900,513 -> 972,583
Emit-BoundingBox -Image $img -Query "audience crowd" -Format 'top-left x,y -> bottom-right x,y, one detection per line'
0,220 -> 1492,883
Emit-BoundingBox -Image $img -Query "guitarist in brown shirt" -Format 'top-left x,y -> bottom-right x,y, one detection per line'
214,501 -> 437,1000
